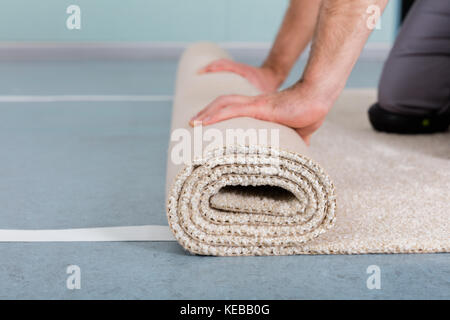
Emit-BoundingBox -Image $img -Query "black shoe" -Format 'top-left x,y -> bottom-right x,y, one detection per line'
368,103 -> 450,134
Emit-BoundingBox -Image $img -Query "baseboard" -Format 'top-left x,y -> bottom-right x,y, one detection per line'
0,42 -> 391,61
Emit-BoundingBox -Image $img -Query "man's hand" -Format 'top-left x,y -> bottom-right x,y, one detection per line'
198,59 -> 284,94
190,0 -> 388,145
189,82 -> 332,145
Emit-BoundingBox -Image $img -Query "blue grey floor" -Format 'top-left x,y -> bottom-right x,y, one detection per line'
0,57 -> 448,299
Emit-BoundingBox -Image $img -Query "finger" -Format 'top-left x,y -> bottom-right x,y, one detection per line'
193,95 -> 247,120
189,95 -> 249,126
198,97 -> 272,126
198,95 -> 274,126
198,59 -> 237,74
199,103 -> 257,126
191,99 -> 241,125
198,59 -> 226,74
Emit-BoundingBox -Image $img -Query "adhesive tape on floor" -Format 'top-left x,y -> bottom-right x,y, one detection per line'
0,226 -> 174,242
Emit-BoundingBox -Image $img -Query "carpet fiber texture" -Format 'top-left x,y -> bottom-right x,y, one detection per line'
166,43 -> 450,256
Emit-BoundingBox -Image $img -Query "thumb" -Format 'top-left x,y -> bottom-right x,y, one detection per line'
301,135 -> 311,146
295,119 -> 325,146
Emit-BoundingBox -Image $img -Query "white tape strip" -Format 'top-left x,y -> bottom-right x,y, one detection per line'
0,95 -> 173,103
0,225 -> 175,242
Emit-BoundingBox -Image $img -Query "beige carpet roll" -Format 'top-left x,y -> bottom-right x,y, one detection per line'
166,43 -> 450,256
166,43 -> 336,256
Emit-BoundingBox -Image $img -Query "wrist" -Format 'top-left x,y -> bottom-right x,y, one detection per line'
260,61 -> 289,88
297,73 -> 344,106
289,78 -> 340,112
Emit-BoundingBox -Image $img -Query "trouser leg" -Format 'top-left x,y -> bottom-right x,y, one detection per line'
369,0 -> 450,133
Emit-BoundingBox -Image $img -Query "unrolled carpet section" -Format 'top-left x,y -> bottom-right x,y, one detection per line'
166,43 -> 337,256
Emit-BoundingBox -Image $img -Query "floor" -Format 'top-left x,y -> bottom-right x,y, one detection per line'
0,57 -> 448,299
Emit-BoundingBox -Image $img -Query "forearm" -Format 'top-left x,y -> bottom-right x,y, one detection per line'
300,0 -> 388,101
262,0 -> 322,86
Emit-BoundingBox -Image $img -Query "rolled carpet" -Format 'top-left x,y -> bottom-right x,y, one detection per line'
166,43 -> 337,256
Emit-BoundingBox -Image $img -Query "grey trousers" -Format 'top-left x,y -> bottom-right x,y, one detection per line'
378,0 -> 450,118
